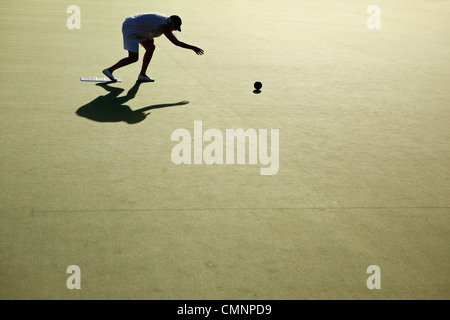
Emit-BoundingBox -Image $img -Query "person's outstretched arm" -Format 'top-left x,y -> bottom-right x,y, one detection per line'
163,27 -> 204,55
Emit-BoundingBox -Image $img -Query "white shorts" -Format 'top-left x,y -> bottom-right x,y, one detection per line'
122,25 -> 151,53
122,21 -> 152,53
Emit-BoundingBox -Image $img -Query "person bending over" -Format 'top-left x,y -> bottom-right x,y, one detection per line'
103,13 -> 204,82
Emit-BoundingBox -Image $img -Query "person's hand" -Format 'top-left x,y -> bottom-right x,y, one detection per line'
192,46 -> 204,55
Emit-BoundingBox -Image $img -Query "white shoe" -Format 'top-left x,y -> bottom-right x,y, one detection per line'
138,75 -> 155,82
102,69 -> 117,82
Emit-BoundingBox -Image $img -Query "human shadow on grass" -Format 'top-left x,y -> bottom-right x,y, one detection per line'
76,81 -> 189,124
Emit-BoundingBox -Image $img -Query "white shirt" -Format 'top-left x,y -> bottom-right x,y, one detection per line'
122,13 -> 169,39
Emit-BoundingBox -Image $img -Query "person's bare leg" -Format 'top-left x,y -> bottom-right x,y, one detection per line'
107,51 -> 139,74
139,39 -> 155,77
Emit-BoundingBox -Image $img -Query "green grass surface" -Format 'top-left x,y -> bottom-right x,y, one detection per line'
1,0 -> 449,299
